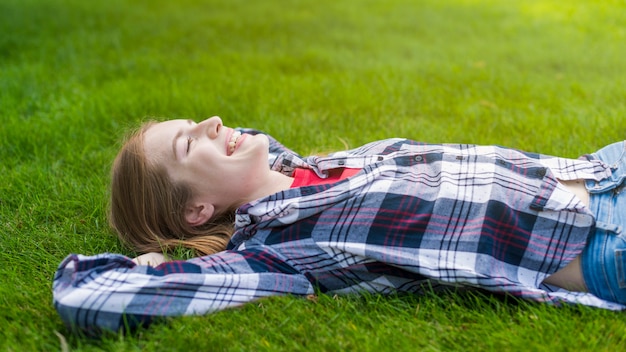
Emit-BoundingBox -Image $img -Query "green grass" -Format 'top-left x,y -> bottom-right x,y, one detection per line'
2,0 -> 626,350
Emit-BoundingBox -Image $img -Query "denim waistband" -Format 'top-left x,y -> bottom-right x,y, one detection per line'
580,141 -> 626,304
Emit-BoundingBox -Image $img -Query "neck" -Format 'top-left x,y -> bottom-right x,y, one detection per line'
247,170 -> 294,202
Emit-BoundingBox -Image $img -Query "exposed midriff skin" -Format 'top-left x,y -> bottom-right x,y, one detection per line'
542,179 -> 589,292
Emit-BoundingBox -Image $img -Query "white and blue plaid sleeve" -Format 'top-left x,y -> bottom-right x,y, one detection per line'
53,249 -> 314,333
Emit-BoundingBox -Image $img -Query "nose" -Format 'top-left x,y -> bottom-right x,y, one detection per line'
196,116 -> 222,139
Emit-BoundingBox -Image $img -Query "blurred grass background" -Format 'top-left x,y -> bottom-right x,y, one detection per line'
1,0 -> 626,350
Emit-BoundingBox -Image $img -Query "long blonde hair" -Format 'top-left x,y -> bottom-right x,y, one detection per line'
109,122 -> 234,256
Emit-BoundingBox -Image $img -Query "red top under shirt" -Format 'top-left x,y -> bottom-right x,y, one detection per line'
291,168 -> 361,188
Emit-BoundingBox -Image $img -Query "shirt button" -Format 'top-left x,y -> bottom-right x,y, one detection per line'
377,156 -> 384,161
414,155 -> 423,162
338,160 -> 345,166
536,168 -> 547,177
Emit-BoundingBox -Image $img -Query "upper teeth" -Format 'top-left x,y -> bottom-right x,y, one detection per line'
228,131 -> 241,153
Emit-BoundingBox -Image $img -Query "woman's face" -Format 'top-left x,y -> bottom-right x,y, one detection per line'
143,116 -> 271,213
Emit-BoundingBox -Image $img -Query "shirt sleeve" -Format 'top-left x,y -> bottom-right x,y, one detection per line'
52,249 -> 314,334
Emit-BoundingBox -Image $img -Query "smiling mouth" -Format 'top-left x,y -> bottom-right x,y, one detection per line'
228,131 -> 242,155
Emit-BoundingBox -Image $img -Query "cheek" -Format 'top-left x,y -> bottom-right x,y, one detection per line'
193,150 -> 220,170
180,159 -> 216,186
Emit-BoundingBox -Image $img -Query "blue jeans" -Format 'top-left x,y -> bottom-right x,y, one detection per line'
581,141 -> 626,304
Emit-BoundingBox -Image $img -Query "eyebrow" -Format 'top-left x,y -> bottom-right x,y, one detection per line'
171,119 -> 194,160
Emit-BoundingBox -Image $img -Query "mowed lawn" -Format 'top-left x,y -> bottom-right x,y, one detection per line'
1,0 -> 626,350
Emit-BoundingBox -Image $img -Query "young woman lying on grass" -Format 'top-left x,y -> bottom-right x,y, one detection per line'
53,116 -> 626,333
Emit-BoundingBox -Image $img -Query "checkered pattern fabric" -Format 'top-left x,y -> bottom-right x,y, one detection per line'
53,134 -> 625,333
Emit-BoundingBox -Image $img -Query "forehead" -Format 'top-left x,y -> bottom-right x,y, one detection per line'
143,119 -> 188,162
146,119 -> 188,138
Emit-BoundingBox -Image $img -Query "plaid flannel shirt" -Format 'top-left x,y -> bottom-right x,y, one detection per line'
53,131 -> 625,333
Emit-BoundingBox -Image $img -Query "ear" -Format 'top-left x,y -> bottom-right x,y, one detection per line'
184,202 -> 215,226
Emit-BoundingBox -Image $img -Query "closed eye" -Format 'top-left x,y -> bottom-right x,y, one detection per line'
186,136 -> 193,153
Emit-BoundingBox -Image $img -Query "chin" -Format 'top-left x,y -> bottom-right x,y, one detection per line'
242,133 -> 270,157
251,133 -> 270,150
